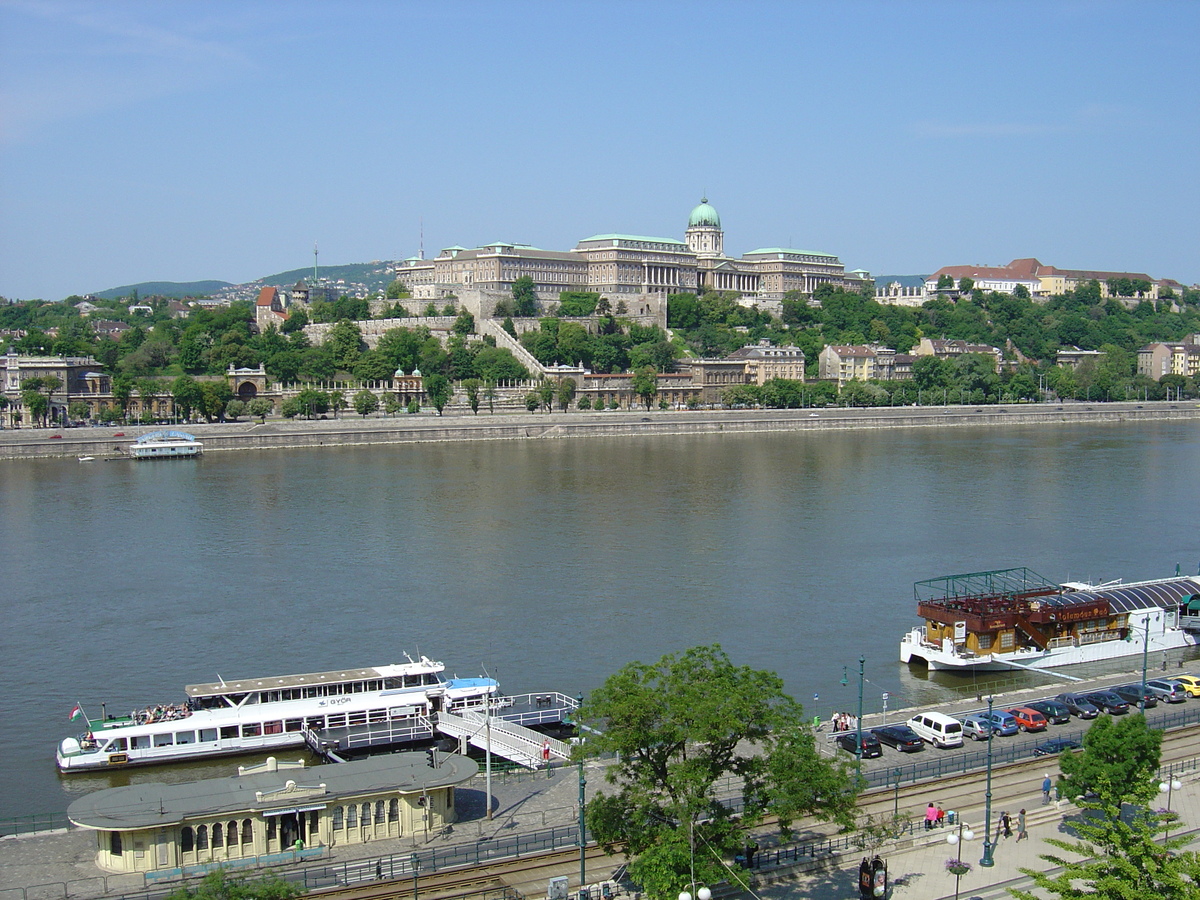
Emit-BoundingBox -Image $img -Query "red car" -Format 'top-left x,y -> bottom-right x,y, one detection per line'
49,434 -> 63,439
1006,707 -> 1048,732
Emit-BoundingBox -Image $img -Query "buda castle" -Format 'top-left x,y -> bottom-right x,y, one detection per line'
392,199 -> 860,313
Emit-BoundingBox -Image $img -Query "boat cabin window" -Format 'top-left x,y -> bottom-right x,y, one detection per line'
242,723 -> 261,737
368,709 -> 388,723
131,735 -> 150,750
326,713 -> 347,728
103,738 -> 128,752
285,719 -> 303,733
348,711 -> 367,726
305,716 -> 325,730
199,728 -> 218,742
176,731 -> 194,745
153,733 -> 173,747
220,726 -> 239,740
263,721 -> 283,735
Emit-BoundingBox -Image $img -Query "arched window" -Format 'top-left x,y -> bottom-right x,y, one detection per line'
181,826 -> 194,853
196,825 -> 208,850
347,805 -> 357,828
227,822 -> 238,847
361,804 -> 371,827
332,806 -> 343,829
374,801 -> 385,824
388,799 -> 399,823
241,819 -> 253,844
212,822 -> 223,848
110,831 -> 123,856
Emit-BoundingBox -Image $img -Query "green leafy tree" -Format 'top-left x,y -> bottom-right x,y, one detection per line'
200,381 -> 234,422
1057,713 -> 1162,808
353,389 -> 380,418
385,279 -> 408,300
171,375 -> 204,421
577,396 -> 592,410
21,388 -> 48,426
327,320 -> 364,371
631,366 -> 658,410
483,378 -> 497,414
329,390 -> 347,418
556,377 -> 577,411
462,378 -> 482,415
452,309 -> 475,336
424,373 -> 452,415
524,392 -> 540,412
294,388 -> 330,419
383,395 -> 403,416
936,273 -> 954,290
537,379 -> 555,412
281,306 -> 308,334
406,398 -> 420,414
584,645 -> 857,900
68,400 -> 91,423
224,399 -> 246,421
512,276 -> 539,317
164,869 -> 301,900
247,398 -> 273,422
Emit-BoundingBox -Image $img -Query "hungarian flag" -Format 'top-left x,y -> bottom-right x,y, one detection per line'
69,704 -> 84,721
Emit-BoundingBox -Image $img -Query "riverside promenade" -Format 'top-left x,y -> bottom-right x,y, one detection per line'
1,400 -> 1197,460
4,757 -> 1197,900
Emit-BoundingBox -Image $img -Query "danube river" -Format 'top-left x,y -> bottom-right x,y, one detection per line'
2,420 -> 1198,821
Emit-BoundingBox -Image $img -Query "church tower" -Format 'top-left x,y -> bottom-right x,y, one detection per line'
685,197 -> 723,258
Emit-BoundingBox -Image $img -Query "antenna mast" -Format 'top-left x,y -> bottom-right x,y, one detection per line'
419,217 -> 424,260
313,242 -> 319,283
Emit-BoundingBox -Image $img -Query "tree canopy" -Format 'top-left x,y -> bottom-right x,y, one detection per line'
583,645 -> 857,900
1057,713 -> 1163,808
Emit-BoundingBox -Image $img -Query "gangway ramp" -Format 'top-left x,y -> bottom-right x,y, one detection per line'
436,709 -> 572,769
980,656 -> 1083,682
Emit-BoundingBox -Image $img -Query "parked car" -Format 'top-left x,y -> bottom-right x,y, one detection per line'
1112,684 -> 1157,709
1169,675 -> 1200,697
1145,679 -> 1188,703
870,724 -> 925,752
1026,699 -> 1072,725
1006,707 -> 1049,732
960,714 -> 996,742
1056,692 -> 1101,719
1033,737 -> 1082,757
836,731 -> 883,759
980,710 -> 1019,736
1083,691 -> 1130,714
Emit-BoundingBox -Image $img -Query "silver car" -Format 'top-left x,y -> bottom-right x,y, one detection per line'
960,714 -> 995,741
1145,679 -> 1188,703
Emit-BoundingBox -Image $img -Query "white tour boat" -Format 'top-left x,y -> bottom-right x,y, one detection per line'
899,567 -> 1200,672
57,656 -> 498,772
128,430 -> 203,459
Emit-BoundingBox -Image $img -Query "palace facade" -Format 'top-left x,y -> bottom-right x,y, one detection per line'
392,199 -> 849,309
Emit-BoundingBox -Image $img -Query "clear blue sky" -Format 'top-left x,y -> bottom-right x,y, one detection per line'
1,0 -> 1197,301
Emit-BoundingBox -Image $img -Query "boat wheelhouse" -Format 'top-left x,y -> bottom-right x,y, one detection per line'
129,430 -> 203,459
899,567 -> 1200,671
57,656 -> 498,772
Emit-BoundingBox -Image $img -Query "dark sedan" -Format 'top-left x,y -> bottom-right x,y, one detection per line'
870,724 -> 925,753
1112,684 -> 1157,709
1056,692 -> 1101,718
1027,699 -> 1072,725
1083,691 -> 1130,714
1033,737 -> 1082,757
836,731 -> 883,758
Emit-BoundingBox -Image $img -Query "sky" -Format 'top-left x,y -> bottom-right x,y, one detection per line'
1,0 -> 1197,301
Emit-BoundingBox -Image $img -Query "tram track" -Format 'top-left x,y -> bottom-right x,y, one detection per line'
309,846 -> 622,900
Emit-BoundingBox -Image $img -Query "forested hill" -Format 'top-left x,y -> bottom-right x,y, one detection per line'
94,280 -> 231,300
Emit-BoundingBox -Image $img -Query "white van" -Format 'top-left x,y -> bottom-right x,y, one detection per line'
906,712 -> 964,748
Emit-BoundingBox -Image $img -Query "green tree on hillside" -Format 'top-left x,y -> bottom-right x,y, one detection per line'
512,276 -> 539,317
631,366 -> 657,409
424,373 -> 452,415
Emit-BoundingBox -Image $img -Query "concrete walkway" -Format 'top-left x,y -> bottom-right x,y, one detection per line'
743,772 -> 1199,900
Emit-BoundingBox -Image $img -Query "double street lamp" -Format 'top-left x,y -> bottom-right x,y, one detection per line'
841,656 -> 866,773
946,817 -> 975,900
1160,776 -> 1183,841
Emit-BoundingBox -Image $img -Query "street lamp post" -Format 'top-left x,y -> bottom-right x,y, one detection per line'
841,656 -> 866,773
980,695 -> 996,868
1140,613 -> 1160,711
892,768 -> 902,820
1160,776 -> 1182,842
946,817 -> 975,900
577,693 -> 586,892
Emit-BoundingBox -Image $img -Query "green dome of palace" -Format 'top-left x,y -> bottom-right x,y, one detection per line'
688,197 -> 720,228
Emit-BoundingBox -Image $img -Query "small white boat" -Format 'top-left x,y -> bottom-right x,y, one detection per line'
78,456 -> 95,462
128,430 -> 203,459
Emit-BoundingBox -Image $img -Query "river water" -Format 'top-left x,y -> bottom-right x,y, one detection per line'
2,420 -> 1198,821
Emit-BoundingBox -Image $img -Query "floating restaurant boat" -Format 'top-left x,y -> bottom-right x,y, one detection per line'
57,656 -> 499,772
128,430 -> 203,459
899,567 -> 1200,671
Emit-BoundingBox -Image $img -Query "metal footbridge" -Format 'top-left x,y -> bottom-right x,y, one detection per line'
435,692 -> 578,769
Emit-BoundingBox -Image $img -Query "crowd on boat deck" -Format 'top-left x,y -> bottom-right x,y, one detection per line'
131,703 -> 192,725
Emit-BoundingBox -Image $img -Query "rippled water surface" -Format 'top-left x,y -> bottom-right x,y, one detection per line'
2,420 -> 1198,819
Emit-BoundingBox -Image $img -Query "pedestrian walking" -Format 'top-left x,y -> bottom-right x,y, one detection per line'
1016,809 -> 1028,842
925,802 -> 937,831
999,810 -> 1012,839
1042,774 -> 1052,805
